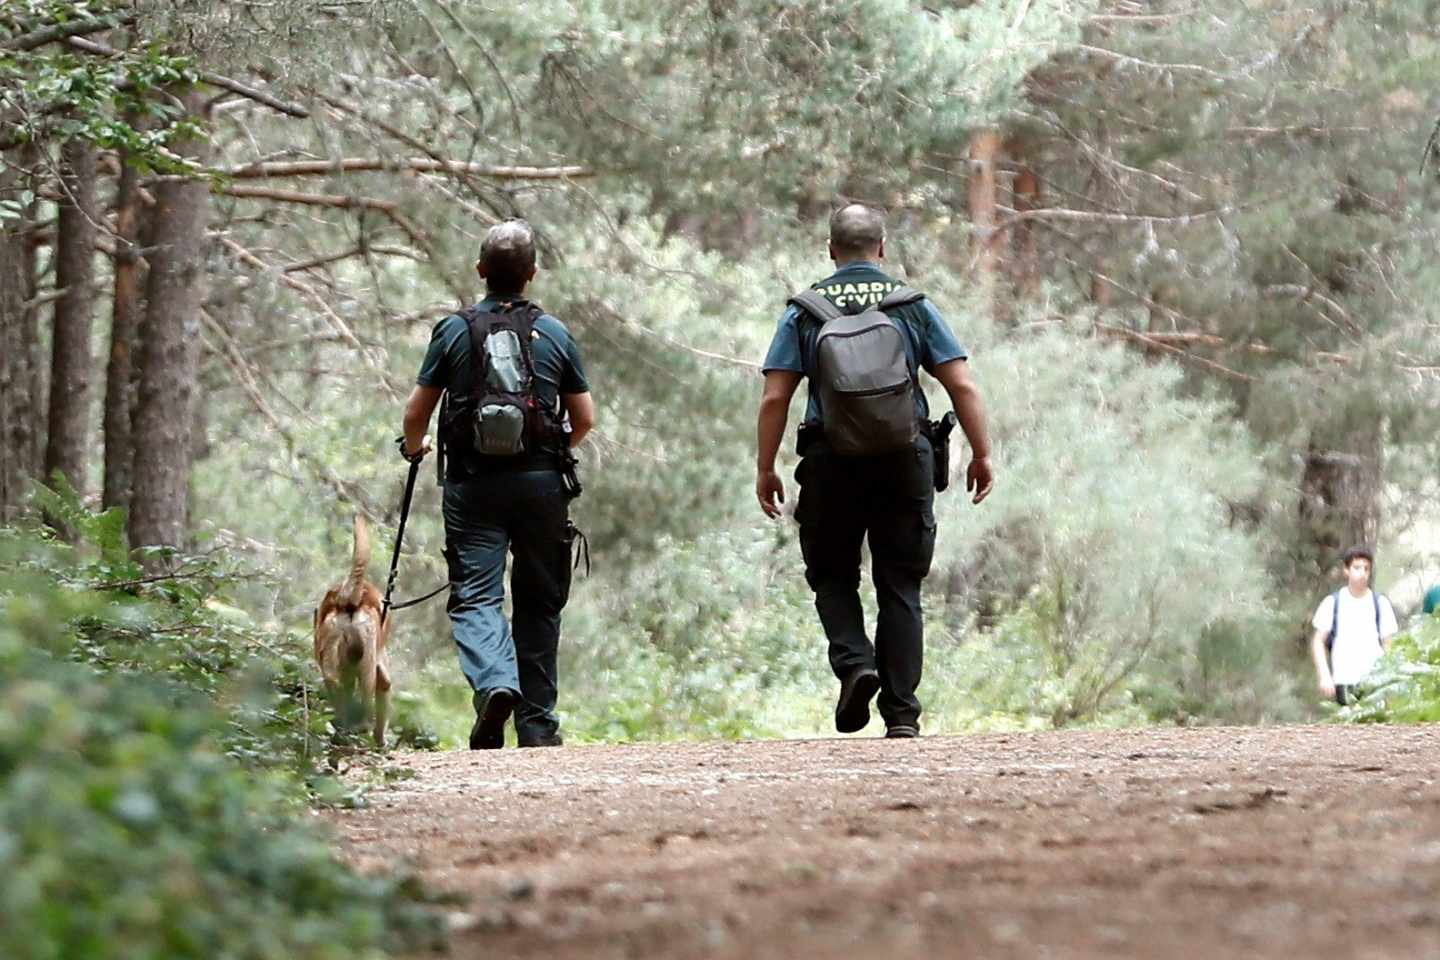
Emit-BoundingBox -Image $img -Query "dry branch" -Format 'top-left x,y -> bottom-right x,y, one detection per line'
1095,322 -> 1255,382
219,235 -> 400,402
61,36 -> 309,118
217,158 -> 591,179
217,183 -> 454,300
200,311 -> 379,519
3,12 -> 136,51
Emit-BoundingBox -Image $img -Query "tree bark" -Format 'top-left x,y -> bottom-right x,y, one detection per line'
129,91 -> 211,554
1298,427 -> 1384,578
967,129 -> 1003,280
0,200 -> 31,522
1010,154 -> 1041,300
103,140 -> 148,513
0,159 -> 42,521
44,138 -> 98,495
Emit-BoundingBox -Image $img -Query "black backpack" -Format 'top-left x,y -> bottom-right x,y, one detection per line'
439,300 -> 562,463
789,285 -> 925,456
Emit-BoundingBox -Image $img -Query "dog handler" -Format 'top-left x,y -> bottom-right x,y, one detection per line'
400,219 -> 595,749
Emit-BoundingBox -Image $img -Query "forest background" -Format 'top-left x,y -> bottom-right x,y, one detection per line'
4,1 -> 1440,953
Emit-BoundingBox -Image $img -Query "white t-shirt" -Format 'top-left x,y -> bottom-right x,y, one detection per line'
1312,589 -> 1398,685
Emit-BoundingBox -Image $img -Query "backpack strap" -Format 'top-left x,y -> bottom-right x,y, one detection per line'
878,285 -> 925,311
788,289 -> 843,323
1373,591 -> 1383,636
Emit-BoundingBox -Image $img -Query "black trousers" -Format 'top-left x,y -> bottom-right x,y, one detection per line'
795,435 -> 937,728
442,468 -> 573,741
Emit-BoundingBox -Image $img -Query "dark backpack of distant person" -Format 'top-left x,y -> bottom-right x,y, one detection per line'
789,285 -> 925,456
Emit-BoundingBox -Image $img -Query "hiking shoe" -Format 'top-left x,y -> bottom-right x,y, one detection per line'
469,688 -> 518,750
518,732 -> 564,748
835,667 -> 881,734
885,724 -> 919,739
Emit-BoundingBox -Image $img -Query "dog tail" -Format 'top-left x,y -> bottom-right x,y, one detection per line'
343,513 -> 371,607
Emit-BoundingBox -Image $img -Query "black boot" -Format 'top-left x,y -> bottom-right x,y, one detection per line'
469,688 -> 518,750
834,666 -> 881,734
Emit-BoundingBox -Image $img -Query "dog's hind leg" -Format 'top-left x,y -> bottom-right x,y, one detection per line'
373,655 -> 392,748
315,614 -> 348,723
355,611 -> 379,743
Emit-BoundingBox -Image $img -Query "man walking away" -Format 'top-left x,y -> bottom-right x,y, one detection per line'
400,219 -> 596,749
1310,545 -> 1398,706
755,202 -> 994,738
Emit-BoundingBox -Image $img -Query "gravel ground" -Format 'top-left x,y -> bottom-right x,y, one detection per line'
329,725 -> 1440,959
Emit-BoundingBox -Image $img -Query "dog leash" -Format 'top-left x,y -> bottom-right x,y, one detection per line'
382,443 -> 448,624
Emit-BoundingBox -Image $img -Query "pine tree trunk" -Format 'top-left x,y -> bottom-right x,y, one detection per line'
103,142 -> 148,514
44,139 -> 98,495
1298,427 -> 1384,576
21,144 -> 46,478
967,129 -> 1003,281
0,161 -> 41,522
129,92 -> 211,554
0,204 -> 30,522
1010,156 -> 1041,299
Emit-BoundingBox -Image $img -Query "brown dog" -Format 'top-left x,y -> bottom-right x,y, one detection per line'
314,514 -> 393,746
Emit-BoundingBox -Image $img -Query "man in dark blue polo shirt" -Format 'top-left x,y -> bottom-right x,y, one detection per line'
755,203 -> 994,738
401,219 -> 596,749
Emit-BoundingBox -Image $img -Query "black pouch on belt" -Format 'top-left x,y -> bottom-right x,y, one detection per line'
929,411 -> 957,492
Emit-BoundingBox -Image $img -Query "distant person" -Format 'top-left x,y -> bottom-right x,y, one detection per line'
400,219 -> 595,749
1423,583 -> 1440,617
1310,545 -> 1398,705
754,202 -> 993,739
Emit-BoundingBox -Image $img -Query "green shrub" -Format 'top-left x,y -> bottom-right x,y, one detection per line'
0,505 -> 446,960
1341,615 -> 1440,723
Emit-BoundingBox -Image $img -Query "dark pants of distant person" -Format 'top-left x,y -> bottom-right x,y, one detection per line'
443,468 -> 572,742
795,434 -> 936,729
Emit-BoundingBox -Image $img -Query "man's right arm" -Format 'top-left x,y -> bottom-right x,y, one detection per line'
756,371 -> 802,518
931,358 -> 994,504
562,392 -> 595,448
1312,627 -> 1335,700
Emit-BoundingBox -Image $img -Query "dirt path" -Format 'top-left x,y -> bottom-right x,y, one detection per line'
331,726 -> 1440,959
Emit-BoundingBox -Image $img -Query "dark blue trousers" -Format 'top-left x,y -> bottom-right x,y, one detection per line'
443,469 -> 573,741
795,435 -> 936,729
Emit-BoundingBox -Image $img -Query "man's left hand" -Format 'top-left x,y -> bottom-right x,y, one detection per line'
757,468 -> 786,518
967,456 -> 994,504
397,434 -> 433,464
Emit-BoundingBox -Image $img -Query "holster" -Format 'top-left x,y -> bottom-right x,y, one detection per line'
927,412 -> 957,493
558,448 -> 583,500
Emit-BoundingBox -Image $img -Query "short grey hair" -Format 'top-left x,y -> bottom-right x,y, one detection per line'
829,203 -> 886,258
479,218 -> 537,293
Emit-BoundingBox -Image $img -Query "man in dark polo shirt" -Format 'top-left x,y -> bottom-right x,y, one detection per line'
755,203 -> 994,738
400,219 -> 595,749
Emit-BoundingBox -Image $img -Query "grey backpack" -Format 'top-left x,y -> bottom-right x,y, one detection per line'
789,285 -> 924,455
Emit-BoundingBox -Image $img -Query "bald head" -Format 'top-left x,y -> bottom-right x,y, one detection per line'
828,203 -> 886,262
477,218 -> 537,295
